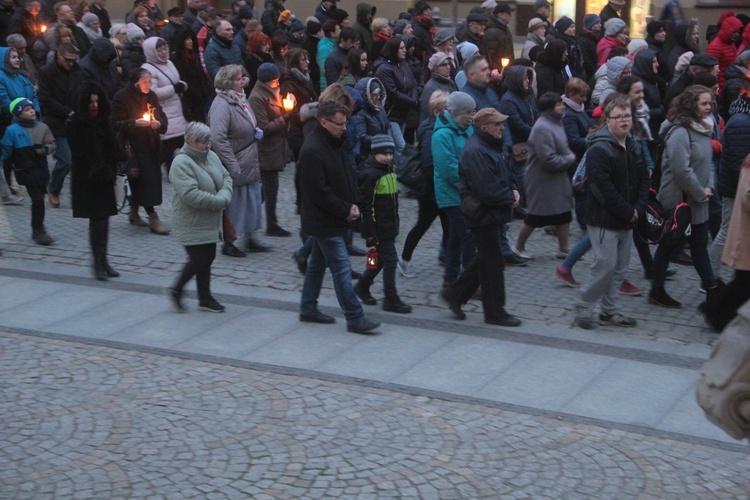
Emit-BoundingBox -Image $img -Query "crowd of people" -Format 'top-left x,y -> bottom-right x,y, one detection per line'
0,0 -> 749,333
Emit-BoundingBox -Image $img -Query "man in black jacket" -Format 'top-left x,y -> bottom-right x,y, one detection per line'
38,42 -> 82,207
298,100 -> 380,334
575,93 -> 649,329
89,0 -> 111,37
442,107 -> 521,327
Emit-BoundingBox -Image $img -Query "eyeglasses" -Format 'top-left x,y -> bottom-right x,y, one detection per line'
324,118 -> 347,128
607,114 -> 633,121
62,56 -> 77,63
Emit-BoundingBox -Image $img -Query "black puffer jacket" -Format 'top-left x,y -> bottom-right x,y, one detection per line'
459,128 -> 517,227
358,155 -> 398,241
584,129 -> 649,230
120,40 -> 146,77
718,109 -> 750,199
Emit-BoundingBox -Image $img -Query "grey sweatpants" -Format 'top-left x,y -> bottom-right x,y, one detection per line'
576,226 -> 631,316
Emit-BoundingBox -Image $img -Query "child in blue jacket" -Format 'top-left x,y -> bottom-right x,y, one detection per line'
1,98 -> 56,245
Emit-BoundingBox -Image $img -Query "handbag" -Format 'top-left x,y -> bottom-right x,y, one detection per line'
395,143 -> 427,197
511,142 -> 530,162
636,188 -> 691,245
460,190 -> 485,221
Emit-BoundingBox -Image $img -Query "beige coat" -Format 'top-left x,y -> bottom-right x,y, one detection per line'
723,161 -> 750,271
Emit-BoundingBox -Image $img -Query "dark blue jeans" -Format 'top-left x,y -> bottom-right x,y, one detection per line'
653,222 -> 715,289
300,235 -> 364,325
442,206 -> 476,284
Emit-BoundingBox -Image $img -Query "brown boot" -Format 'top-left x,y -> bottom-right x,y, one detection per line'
148,212 -> 170,235
128,206 -> 148,227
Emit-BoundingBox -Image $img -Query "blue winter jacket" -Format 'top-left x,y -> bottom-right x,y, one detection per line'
432,111 -> 473,209
0,47 -> 40,118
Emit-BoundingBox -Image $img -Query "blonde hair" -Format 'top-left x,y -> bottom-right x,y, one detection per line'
213,64 -> 244,91
371,17 -> 389,34
429,90 -> 449,115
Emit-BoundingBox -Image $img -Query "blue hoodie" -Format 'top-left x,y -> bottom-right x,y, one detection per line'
0,47 -> 40,117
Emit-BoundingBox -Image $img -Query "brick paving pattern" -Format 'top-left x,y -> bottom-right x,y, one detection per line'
2,331 -> 749,499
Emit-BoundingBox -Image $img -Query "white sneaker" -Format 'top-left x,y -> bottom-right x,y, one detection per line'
2,194 -> 24,205
398,258 -> 416,278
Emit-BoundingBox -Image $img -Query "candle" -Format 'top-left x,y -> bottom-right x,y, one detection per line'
282,93 -> 296,111
499,57 -> 510,76
142,112 -> 151,121
40,25 -> 47,33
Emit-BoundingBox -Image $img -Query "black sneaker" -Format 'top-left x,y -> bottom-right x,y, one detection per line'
599,312 -> 637,327
32,229 -> 53,246
504,253 -> 529,267
222,243 -> 247,258
266,225 -> 292,237
246,238 -> 270,253
198,299 -> 225,313
486,313 -> 521,327
354,281 -> 377,305
440,288 -> 466,320
347,318 -> 380,334
167,287 -> 185,312
382,298 -> 412,314
300,310 -> 335,324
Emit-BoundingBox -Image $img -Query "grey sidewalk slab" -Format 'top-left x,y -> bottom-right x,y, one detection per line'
0,270 -> 736,446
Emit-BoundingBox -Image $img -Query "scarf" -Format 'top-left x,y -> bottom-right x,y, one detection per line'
689,117 -> 714,135
729,95 -> 750,117
562,95 -> 584,113
633,101 -> 652,141
291,67 -> 309,82
373,32 -> 390,44
219,89 -> 256,124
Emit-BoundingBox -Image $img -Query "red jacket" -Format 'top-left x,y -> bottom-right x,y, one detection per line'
596,36 -> 627,67
737,23 -> 750,55
706,16 -> 743,90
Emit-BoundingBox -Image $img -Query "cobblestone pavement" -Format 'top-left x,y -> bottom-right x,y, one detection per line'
1,331 -> 749,499
0,166 -> 730,347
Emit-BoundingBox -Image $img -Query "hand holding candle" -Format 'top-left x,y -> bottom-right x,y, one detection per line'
282,92 -> 296,111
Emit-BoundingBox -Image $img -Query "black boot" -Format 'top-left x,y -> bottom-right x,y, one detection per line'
648,285 -> 681,308
383,294 -> 412,314
354,279 -> 377,305
102,256 -> 120,278
700,280 -> 727,332
93,253 -> 108,281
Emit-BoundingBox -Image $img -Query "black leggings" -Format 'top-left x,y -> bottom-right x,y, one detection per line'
89,217 -> 109,254
261,170 -> 280,229
401,193 -> 449,262
173,243 -> 217,303
161,136 -> 184,174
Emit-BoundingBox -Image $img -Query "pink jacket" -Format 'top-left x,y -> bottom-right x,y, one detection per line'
596,36 -> 627,67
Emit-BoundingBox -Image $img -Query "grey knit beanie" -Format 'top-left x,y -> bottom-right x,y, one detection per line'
371,134 -> 395,155
604,18 -> 627,37
446,92 -> 476,116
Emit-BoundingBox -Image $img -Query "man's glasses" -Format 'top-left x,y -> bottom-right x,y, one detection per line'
607,114 -> 632,121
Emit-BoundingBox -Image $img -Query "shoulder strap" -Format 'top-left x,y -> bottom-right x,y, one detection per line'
143,62 -> 176,86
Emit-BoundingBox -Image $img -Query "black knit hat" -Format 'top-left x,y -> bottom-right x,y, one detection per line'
646,20 -> 666,37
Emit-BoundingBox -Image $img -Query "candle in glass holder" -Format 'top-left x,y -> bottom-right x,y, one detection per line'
282,92 -> 296,111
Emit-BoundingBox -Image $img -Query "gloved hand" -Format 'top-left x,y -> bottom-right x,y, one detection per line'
34,145 -> 47,156
711,139 -> 722,156
254,127 -> 264,140
366,236 -> 379,248
173,81 -> 187,94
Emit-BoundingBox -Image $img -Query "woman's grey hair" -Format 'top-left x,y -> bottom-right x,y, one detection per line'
184,121 -> 211,142
214,64 -> 244,91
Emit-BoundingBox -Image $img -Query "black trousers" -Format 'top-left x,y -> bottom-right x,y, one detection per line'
89,217 -> 109,255
359,237 -> 399,298
173,243 -> 216,302
401,192 -> 449,262
25,184 -> 46,230
261,169 -> 280,229
161,136 -> 184,174
448,223 -> 507,323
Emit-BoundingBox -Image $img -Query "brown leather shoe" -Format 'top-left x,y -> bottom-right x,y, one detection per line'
47,191 -> 60,208
148,212 -> 170,235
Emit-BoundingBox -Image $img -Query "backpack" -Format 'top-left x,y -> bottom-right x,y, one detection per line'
636,188 -> 692,245
395,143 -> 427,197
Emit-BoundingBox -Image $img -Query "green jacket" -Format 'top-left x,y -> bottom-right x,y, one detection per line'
169,142 -> 233,246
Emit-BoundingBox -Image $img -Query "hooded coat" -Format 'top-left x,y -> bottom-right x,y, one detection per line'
584,128 -> 649,230
352,3 -> 375,55
432,110 -> 473,209
172,29 -> 213,123
535,39 -> 571,96
631,49 -> 665,134
111,82 -> 168,207
248,79 -> 289,171
706,16 -> 742,90
0,46 -> 39,126
142,37 -> 188,140
352,77 -> 390,161
596,34 -> 627,67
68,82 -> 119,219
597,56 -> 631,105
499,66 -> 538,147
667,21 -> 700,81
79,38 -> 123,101
658,119 -> 714,225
